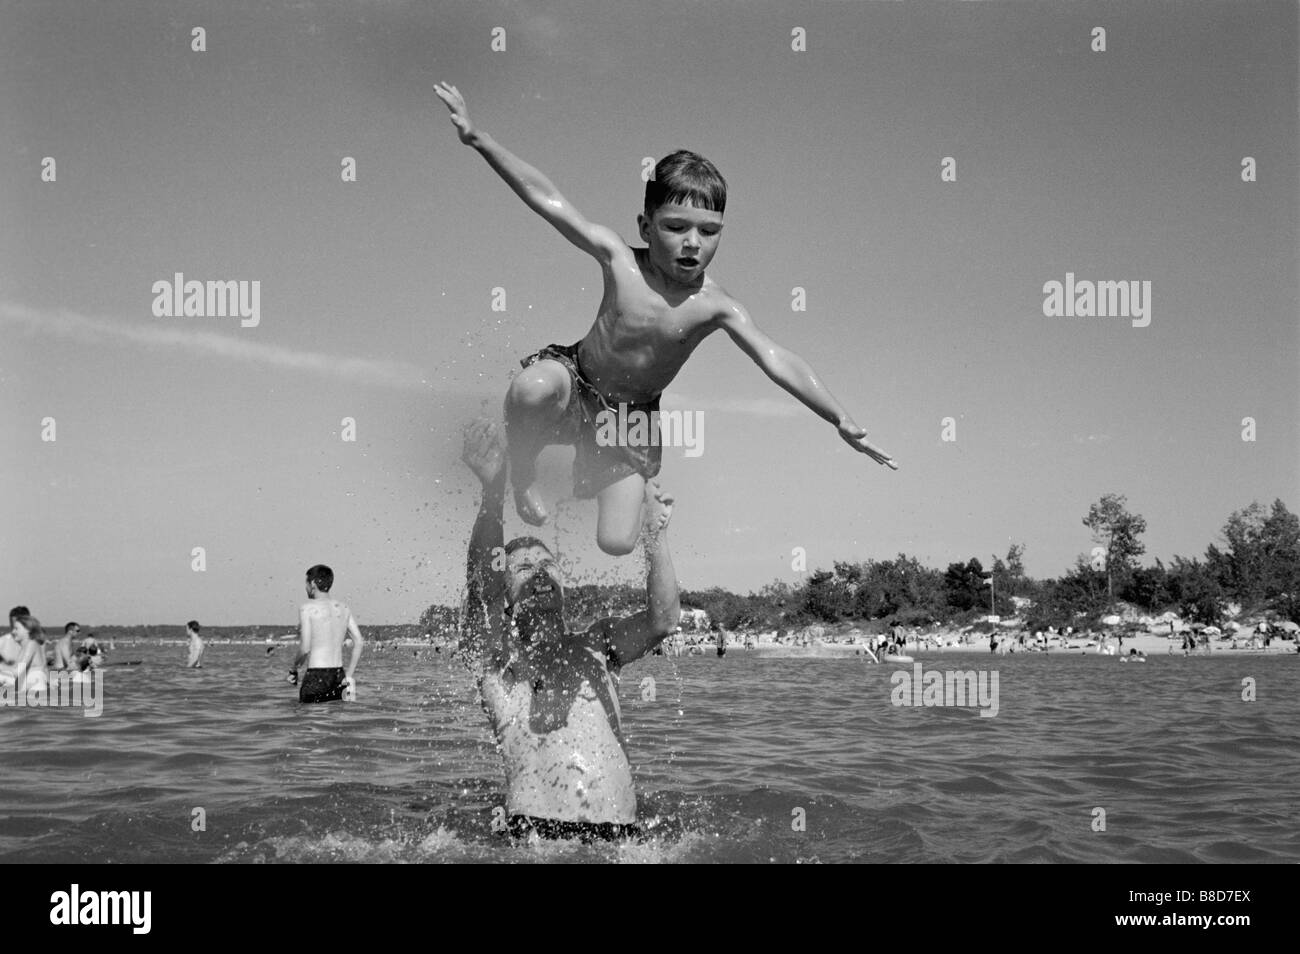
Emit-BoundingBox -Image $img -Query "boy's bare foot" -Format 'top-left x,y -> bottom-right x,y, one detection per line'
514,486 -> 549,526
642,480 -> 674,537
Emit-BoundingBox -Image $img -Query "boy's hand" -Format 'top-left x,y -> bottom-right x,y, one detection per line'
435,82 -> 475,144
643,480 -> 674,536
838,419 -> 898,469
461,418 -> 506,486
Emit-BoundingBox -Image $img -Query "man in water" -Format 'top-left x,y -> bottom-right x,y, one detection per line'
52,622 -> 79,670
185,620 -> 205,669
458,419 -> 679,842
289,565 -> 364,703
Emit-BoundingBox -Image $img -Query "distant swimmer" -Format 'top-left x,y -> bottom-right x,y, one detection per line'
186,620 -> 205,669
0,615 -> 49,693
52,622 -> 79,670
289,565 -> 364,703
78,632 -> 103,668
458,420 -> 680,842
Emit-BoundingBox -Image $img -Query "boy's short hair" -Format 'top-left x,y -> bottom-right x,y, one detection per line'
9,605 -> 30,624
187,620 -> 201,633
64,621 -> 79,633
645,150 -> 727,219
503,536 -> 553,559
306,564 -> 334,592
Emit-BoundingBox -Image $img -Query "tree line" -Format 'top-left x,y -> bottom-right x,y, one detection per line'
420,495 -> 1298,635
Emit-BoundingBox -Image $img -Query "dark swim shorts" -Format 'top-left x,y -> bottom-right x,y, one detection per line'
299,667 -> 346,704
507,814 -> 642,843
518,342 -> 662,499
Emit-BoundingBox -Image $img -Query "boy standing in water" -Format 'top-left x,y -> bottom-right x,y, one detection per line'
434,83 -> 897,557
186,620 -> 205,669
290,565 -> 364,703
458,420 -> 679,841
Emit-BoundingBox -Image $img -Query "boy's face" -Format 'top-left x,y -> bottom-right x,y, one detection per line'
638,202 -> 723,282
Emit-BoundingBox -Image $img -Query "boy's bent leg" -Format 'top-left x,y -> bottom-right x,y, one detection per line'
504,360 -> 572,526
595,473 -> 646,556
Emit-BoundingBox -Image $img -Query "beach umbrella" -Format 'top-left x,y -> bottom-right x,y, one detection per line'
1279,621 -> 1299,633
1203,626 -> 1221,635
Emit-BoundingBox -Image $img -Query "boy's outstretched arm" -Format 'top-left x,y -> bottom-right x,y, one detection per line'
435,82 -> 624,263
717,301 -> 898,468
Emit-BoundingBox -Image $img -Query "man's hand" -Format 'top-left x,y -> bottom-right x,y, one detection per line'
435,82 -> 475,144
461,418 -> 506,487
837,418 -> 898,469
642,479 -> 674,538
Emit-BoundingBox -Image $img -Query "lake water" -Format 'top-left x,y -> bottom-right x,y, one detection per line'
2,645 -> 1296,863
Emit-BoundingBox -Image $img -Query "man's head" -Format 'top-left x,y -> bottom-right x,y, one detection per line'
639,150 -> 727,283
502,537 -> 563,616
186,620 -> 201,636
9,605 -> 30,629
65,622 -> 81,638
305,564 -> 333,597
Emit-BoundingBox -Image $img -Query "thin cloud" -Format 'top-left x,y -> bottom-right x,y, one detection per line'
664,391 -> 804,420
1,301 -> 432,391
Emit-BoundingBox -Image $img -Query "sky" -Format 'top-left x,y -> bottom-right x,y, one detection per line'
1,0 -> 1296,625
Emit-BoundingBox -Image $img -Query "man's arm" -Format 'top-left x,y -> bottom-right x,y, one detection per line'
603,482 -> 681,668
434,82 -> 625,263
344,614 -> 364,680
716,299 -> 898,468
459,420 -> 508,675
291,606 -> 311,672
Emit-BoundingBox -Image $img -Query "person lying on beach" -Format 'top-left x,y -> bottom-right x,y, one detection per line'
458,419 -> 679,842
435,83 -> 897,556
289,565 -> 364,703
186,620 -> 205,669
0,615 -> 49,693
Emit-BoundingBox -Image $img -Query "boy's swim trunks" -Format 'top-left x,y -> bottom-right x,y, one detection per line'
507,814 -> 641,843
299,667 -> 346,704
518,342 -> 662,498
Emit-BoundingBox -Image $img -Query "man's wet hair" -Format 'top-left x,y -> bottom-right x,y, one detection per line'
64,622 -> 79,633
645,150 -> 727,219
503,537 -> 553,558
306,564 -> 334,592
9,605 -> 30,624
187,620 -> 201,633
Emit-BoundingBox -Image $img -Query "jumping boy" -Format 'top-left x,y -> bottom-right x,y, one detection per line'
289,565 -> 364,703
435,82 -> 898,556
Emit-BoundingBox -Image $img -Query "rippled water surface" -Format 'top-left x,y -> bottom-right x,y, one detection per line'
2,645 -> 1296,863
